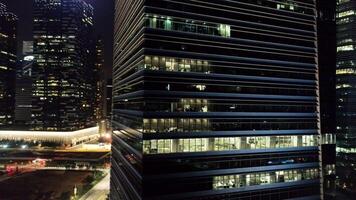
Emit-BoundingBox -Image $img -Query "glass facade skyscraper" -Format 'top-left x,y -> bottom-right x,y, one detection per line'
336,0 -> 356,192
32,0 -> 96,131
111,0 -> 321,199
0,3 -> 17,128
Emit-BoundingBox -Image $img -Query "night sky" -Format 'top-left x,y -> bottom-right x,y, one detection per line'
1,0 -> 114,78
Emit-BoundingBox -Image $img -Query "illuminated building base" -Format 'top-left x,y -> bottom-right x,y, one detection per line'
0,127 -> 99,145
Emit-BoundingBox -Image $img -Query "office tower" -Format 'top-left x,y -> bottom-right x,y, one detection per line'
15,41 -> 34,129
21,41 -> 34,76
93,37 -> 106,134
105,78 -> 112,120
336,0 -> 356,193
0,3 -> 17,128
104,78 -> 112,132
94,38 -> 105,122
15,77 -> 32,129
22,41 -> 34,57
317,0 -> 337,198
111,0 -> 321,199
32,0 -> 95,131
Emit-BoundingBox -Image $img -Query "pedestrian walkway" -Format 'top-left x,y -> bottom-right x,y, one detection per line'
79,173 -> 110,200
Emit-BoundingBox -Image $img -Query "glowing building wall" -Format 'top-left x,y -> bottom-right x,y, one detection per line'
111,0 -> 321,199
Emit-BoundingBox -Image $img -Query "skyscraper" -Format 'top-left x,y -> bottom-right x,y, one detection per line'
15,41 -> 34,129
111,0 -> 321,199
317,0 -> 336,198
0,3 -> 17,128
105,78 -> 112,120
94,37 -> 105,122
104,78 -> 112,133
336,0 -> 356,193
32,0 -> 95,131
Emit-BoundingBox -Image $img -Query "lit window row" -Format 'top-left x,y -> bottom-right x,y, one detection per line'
337,60 -> 356,67
213,168 -> 319,190
337,10 -> 355,18
337,45 -> 354,52
142,55 -> 210,73
276,2 -> 297,11
338,0 -> 350,5
336,84 -> 352,89
337,147 -> 356,153
143,135 -> 319,154
324,164 -> 335,176
145,14 -> 231,37
142,118 -> 316,133
337,17 -> 353,24
338,39 -> 353,45
336,68 -> 356,75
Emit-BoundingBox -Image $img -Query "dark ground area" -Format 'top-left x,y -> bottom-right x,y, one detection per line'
0,170 -> 94,200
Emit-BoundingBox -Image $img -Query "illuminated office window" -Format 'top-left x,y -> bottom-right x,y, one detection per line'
143,135 -> 318,154
145,14 -> 231,37
213,168 -> 319,190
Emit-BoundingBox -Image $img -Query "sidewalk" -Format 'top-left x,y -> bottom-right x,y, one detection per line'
79,173 -> 110,200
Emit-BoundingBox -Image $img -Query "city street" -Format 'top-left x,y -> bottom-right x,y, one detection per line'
80,172 -> 110,200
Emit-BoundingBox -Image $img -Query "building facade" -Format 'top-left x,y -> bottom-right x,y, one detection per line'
94,37 -> 105,122
32,0 -> 96,131
317,0 -> 337,198
15,41 -> 34,129
336,0 -> 356,194
0,3 -> 17,129
105,78 -> 112,120
111,0 -> 321,199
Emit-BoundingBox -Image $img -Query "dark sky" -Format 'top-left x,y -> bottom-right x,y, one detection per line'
1,0 -> 114,78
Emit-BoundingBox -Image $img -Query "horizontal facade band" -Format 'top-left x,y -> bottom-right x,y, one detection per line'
145,27 -> 315,51
142,129 -> 319,139
111,158 -> 142,200
115,109 -> 318,118
143,146 -> 319,159
144,48 -> 316,68
112,133 -> 142,159
114,90 -> 317,101
116,68 -> 317,86
144,6 -> 316,34
146,162 -> 319,180
149,179 -> 320,200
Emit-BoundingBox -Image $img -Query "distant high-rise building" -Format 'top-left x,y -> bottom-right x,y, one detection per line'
22,41 -> 33,57
317,0 -> 336,198
104,78 -> 112,132
21,41 -> 34,77
32,0 -> 95,131
336,0 -> 356,194
111,1 -> 321,199
14,77 -> 32,128
94,37 -> 105,122
0,3 -> 17,128
105,78 -> 112,120
15,41 -> 34,129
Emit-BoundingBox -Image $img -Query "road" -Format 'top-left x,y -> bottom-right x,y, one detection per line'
79,173 -> 110,200
0,174 -> 11,182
